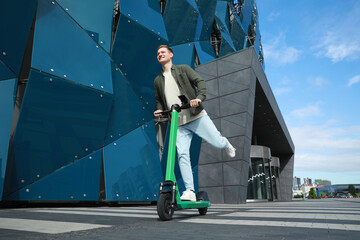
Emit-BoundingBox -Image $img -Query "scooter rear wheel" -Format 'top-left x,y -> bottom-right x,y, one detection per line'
157,192 -> 174,221
198,207 -> 207,215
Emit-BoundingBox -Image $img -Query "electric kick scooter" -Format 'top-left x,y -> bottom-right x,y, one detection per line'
157,95 -> 210,221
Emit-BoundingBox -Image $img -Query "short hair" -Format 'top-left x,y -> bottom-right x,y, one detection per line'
157,45 -> 173,54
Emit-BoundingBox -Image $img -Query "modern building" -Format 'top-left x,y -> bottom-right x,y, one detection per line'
315,179 -> 331,187
304,177 -> 313,185
0,0 -> 294,204
318,184 -> 360,197
293,176 -> 301,191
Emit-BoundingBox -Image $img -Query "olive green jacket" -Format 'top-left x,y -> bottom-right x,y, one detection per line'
154,64 -> 207,117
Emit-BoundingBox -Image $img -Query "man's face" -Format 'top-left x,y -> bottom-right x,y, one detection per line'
157,47 -> 173,64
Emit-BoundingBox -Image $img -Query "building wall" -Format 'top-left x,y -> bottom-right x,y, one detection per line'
196,48 -> 294,203
196,48 -> 255,204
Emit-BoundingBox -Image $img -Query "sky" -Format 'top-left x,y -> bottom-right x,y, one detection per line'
257,0 -> 360,184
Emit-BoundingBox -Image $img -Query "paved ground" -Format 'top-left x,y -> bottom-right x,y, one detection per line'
0,198 -> 359,239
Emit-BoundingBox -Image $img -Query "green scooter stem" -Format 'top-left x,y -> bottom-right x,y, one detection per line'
163,107 -> 210,209
165,108 -> 179,182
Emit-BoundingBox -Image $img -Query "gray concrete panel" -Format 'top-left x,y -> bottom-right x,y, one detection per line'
224,186 -> 241,204
217,60 -> 249,76
202,98 -> 220,117
220,117 -> 247,138
220,90 -> 253,116
198,163 -> 223,187
223,161 -> 242,185
240,160 -> 250,186
198,186 -> 224,203
199,142 -> 222,164
196,61 -> 217,78
218,69 -> 252,95
205,78 -> 219,100
279,154 -> 294,201
221,47 -> 253,66
222,136 -> 247,161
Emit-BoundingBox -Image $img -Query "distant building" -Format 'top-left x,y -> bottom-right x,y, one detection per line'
304,177 -> 312,185
293,176 -> 301,191
315,179 -> 331,186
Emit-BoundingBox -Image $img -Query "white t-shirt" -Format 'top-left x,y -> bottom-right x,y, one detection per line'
163,71 -> 206,126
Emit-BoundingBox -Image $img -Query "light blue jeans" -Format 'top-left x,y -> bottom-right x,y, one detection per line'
176,115 -> 230,191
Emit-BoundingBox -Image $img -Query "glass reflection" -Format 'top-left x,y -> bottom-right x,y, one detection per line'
271,166 -> 279,199
264,159 -> 273,201
247,157 -> 266,199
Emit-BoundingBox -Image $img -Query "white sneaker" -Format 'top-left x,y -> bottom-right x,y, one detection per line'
180,190 -> 196,201
226,144 -> 236,158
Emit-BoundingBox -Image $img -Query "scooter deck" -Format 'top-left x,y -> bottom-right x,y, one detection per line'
177,200 -> 210,209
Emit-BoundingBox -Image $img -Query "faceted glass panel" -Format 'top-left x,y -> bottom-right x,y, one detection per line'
104,62 -> 149,144
111,15 -> 168,117
32,0 -> 113,94
56,0 -> 114,53
3,70 -> 112,196
219,31 -> 236,57
171,43 -> 195,68
230,19 -> 246,50
103,122 -> 163,201
195,0 -> 217,41
194,41 -> 216,64
0,0 -> 36,74
0,60 -> 16,80
0,78 -> 17,199
119,0 -> 168,40
163,0 -> 199,45
4,150 -> 102,201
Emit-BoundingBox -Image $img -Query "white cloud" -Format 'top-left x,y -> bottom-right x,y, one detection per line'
294,152 -> 360,172
291,103 -> 322,119
290,123 -> 360,152
291,122 -> 360,175
315,33 -> 360,62
267,12 -> 280,22
274,87 -> 292,96
262,33 -> 301,65
312,3 -> 360,62
348,75 -> 360,87
308,76 -> 328,87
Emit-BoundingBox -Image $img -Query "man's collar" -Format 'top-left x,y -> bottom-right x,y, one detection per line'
161,64 -> 176,76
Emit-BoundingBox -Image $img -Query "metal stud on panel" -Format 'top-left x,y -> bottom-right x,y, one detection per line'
2,52 -> 6,56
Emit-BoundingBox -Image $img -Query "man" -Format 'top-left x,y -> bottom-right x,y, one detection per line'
154,45 -> 236,201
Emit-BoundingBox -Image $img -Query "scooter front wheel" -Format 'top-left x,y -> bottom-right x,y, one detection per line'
157,192 -> 174,221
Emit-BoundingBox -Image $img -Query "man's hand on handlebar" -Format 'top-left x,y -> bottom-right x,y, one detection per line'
190,99 -> 202,108
154,109 -> 164,118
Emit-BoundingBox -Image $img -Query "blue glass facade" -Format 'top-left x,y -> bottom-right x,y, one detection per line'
0,0 -> 263,202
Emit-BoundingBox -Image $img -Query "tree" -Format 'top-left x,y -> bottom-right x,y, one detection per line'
308,188 -> 317,199
349,184 -> 356,197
